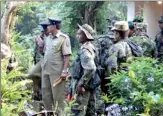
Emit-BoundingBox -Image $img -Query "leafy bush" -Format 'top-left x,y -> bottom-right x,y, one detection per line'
1,59 -> 32,116
10,31 -> 34,73
106,57 -> 163,116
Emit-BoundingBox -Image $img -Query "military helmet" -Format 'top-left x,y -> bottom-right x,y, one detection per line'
111,21 -> 129,31
78,24 -> 96,40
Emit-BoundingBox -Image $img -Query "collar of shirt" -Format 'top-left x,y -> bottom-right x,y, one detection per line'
49,31 -> 61,39
55,31 -> 61,38
81,41 -> 90,49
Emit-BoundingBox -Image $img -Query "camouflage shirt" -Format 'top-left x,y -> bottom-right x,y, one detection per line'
78,42 -> 96,87
130,33 -> 157,58
155,31 -> 163,62
105,39 -> 133,75
70,41 -> 96,91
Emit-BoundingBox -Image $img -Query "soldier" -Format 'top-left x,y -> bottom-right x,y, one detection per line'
128,21 -> 136,37
41,18 -> 72,114
105,21 -> 133,90
34,21 -> 49,65
28,20 -> 50,101
69,24 -> 97,116
130,22 -> 157,58
155,16 -> 163,62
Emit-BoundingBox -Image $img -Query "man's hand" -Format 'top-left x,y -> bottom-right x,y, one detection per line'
36,36 -> 44,47
77,87 -> 85,94
60,72 -> 68,80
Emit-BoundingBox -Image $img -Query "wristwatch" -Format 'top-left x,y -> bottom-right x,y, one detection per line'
62,69 -> 69,73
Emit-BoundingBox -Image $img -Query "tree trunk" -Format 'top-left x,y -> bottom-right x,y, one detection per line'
1,1 -> 25,45
83,2 -> 104,30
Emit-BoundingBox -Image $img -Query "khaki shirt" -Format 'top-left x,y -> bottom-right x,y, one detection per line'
42,31 -> 72,75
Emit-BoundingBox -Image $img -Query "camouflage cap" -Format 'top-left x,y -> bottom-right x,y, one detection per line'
158,16 -> 163,23
111,21 -> 129,31
78,24 -> 95,40
136,22 -> 147,30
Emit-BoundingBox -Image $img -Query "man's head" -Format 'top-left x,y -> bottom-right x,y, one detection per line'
158,16 -> 163,30
128,21 -> 136,37
39,20 -> 50,36
76,24 -> 95,44
135,22 -> 147,35
111,21 -> 129,41
47,18 -> 62,34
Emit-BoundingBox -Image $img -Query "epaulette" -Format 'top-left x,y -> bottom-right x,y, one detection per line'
60,32 -> 68,38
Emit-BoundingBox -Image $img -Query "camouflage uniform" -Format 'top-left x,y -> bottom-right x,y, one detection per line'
130,23 -> 157,58
96,35 -> 114,94
70,24 -> 97,116
155,32 -> 163,62
105,21 -> 133,91
155,16 -> 163,62
34,39 -> 44,64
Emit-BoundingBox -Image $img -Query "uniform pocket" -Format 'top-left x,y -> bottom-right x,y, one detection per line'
48,61 -> 64,74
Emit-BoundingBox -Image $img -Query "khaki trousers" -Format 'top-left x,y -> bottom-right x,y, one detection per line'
41,60 -> 66,113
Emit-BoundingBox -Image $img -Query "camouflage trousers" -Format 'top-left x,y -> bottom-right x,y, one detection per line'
71,90 -> 95,116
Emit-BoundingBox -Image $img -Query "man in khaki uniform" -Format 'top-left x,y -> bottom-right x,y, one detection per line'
41,18 -> 72,113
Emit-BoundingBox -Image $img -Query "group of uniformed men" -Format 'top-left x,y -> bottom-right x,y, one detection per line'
28,16 -> 163,116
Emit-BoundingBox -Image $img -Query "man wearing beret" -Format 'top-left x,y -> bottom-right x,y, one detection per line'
41,18 -> 72,113
155,16 -> 163,63
128,21 -> 136,37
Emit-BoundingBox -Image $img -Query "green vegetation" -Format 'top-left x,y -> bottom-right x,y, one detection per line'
2,1 -> 162,116
1,59 -> 32,116
105,57 -> 163,115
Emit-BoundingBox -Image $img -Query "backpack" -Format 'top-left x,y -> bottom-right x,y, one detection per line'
69,46 -> 101,90
89,48 -> 101,90
125,39 -> 143,57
